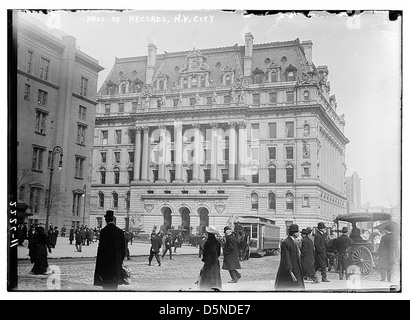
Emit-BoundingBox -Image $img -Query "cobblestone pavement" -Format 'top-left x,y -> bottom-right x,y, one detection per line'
14,254 -> 401,292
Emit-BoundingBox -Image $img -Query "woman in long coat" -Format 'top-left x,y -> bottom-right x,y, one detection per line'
275,224 -> 305,290
31,226 -> 51,275
199,226 -> 222,291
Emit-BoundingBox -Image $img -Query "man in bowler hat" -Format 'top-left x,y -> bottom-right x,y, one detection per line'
94,210 -> 126,290
314,222 -> 330,282
275,224 -> 305,290
335,226 -> 353,280
300,228 -> 319,283
377,224 -> 398,282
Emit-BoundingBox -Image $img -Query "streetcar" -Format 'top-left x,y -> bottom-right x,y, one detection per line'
235,216 -> 281,258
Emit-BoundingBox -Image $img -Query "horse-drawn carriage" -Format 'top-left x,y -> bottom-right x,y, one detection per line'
327,212 -> 393,276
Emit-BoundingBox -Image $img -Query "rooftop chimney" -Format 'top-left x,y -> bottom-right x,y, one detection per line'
301,40 -> 313,65
145,43 -> 157,85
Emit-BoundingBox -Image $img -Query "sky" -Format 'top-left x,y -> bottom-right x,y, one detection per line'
16,9 -> 402,208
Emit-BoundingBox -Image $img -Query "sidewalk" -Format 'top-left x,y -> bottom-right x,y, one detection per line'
17,237 -> 200,260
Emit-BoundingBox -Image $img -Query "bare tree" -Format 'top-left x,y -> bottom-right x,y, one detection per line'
16,168 -> 35,202
43,183 -> 65,217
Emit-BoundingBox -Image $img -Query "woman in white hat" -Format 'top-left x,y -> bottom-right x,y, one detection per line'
198,226 -> 222,291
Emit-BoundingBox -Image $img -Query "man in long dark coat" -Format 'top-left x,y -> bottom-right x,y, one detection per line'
94,210 -> 126,290
300,228 -> 318,283
335,226 -> 353,280
69,226 -> 74,245
148,227 -> 162,266
275,224 -> 305,290
199,226 -> 222,291
222,226 -> 241,283
314,222 -> 330,282
377,224 -> 398,282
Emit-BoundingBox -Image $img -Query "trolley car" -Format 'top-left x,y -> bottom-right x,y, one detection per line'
236,216 -> 280,258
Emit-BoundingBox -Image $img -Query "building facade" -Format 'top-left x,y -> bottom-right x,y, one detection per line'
90,33 -> 349,238
345,171 -> 362,213
16,15 -> 104,230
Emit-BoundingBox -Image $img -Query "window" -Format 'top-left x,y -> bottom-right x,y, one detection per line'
269,92 -> 277,104
252,94 -> 260,105
24,84 -> 31,101
190,98 -> 196,106
37,90 -> 48,105
222,169 -> 229,183
252,171 -> 259,183
251,193 -> 259,209
225,75 -> 231,86
251,124 -> 260,140
128,151 -> 134,163
112,192 -> 118,209
26,50 -> 33,73
303,90 -> 310,100
74,157 -> 85,179
77,124 -> 86,145
285,122 -> 294,138
268,123 -> 277,138
100,168 -> 106,184
286,146 -> 294,159
224,95 -> 231,104
35,110 -> 47,135
286,91 -> 294,103
29,187 -> 41,214
32,146 -> 45,171
115,130 -> 122,144
39,57 -> 50,81
303,167 -> 310,177
98,193 -> 104,208
72,193 -> 81,216
303,196 -> 310,208
186,169 -> 193,183
128,169 -> 134,183
78,105 -> 87,120
104,104 -> 111,115
80,77 -> 88,97
254,74 -> 262,84
200,77 -> 206,88
114,152 -> 121,163
118,103 -> 124,113
114,168 -> 120,184
100,152 -> 106,163
304,124 -> 310,136
101,131 -> 108,145
268,166 -> 276,183
204,169 -> 211,183
170,170 -> 175,183
286,165 -> 294,183
190,77 -> 198,88
251,224 -> 258,238
270,72 -> 277,83
183,78 -> 188,89
153,169 -> 159,182
268,193 -> 276,210
268,147 -> 276,160
286,193 -> 294,210
287,71 -> 295,81
173,99 -> 179,107
158,80 -> 164,91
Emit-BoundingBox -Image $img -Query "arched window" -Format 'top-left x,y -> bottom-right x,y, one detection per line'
254,74 -> 262,84
270,72 -> 277,83
268,193 -> 276,210
112,192 -> 118,209
251,193 -> 259,210
98,192 -> 104,208
268,165 -> 276,183
190,77 -> 198,88
114,167 -> 120,184
183,78 -> 188,89
200,76 -> 206,88
286,192 -> 294,210
100,168 -> 106,184
225,75 -> 231,86
158,80 -> 164,91
286,164 -> 294,183
287,71 -> 295,81
304,124 -> 310,136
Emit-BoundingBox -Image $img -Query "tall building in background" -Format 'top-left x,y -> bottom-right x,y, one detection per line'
345,171 -> 362,213
16,15 -> 104,230
90,33 -> 349,238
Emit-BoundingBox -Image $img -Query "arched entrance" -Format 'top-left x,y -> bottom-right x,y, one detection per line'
198,207 -> 209,235
179,207 -> 191,234
161,207 -> 172,231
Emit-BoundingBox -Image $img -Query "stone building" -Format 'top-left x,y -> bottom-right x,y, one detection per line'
16,15 -> 104,229
91,33 -> 349,238
345,171 -> 362,213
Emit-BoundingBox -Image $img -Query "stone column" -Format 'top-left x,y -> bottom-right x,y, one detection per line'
237,121 -> 247,181
133,127 -> 142,181
157,125 -> 167,183
209,123 -> 219,182
191,123 -> 201,183
228,122 -> 237,181
173,124 -> 183,183
140,126 -> 150,182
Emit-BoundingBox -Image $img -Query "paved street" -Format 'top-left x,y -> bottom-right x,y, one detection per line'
13,238 -> 401,293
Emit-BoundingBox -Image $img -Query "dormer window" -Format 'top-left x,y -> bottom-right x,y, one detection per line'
190,77 -> 198,88
287,71 -> 295,81
183,78 -> 188,89
158,80 -> 164,91
285,64 -> 298,81
200,76 -> 206,87
225,75 -> 231,86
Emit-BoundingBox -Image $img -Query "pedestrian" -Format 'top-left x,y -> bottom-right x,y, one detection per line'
222,226 -> 242,283
148,227 -> 162,266
94,210 -> 126,290
335,226 -> 353,280
198,233 -> 206,258
173,233 -> 181,253
300,228 -> 319,283
49,226 -> 58,248
17,224 -> 26,246
81,226 -> 86,245
31,225 -> 52,275
198,226 -> 222,291
162,232 -> 174,260
61,226 -> 66,237
306,226 -> 314,242
377,225 -> 398,282
124,230 -> 131,261
75,227 -> 83,252
69,226 -> 74,245
86,228 -> 92,246
274,224 -> 305,290
314,222 -> 330,282
28,224 -> 36,261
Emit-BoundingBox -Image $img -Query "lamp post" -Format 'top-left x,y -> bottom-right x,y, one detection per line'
82,184 -> 86,227
46,146 -> 63,230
